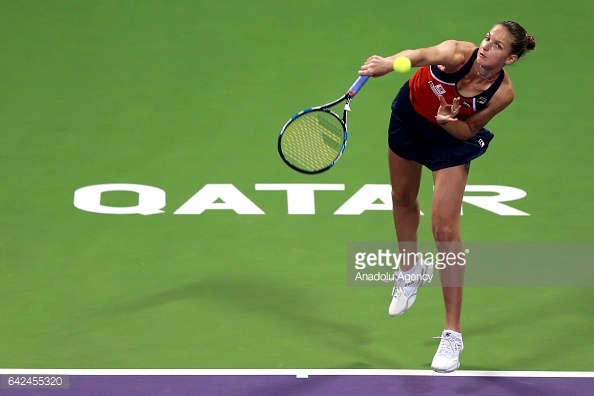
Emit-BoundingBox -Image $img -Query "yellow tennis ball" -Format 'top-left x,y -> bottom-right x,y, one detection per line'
393,56 -> 411,73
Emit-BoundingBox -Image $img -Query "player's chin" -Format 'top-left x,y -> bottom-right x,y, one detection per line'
476,57 -> 495,69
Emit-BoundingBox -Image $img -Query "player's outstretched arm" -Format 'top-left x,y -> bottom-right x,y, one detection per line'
358,40 -> 476,78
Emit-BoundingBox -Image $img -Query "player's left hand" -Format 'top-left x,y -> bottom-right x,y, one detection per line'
435,95 -> 460,124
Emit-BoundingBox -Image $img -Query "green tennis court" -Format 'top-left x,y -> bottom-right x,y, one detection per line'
1,0 -> 593,373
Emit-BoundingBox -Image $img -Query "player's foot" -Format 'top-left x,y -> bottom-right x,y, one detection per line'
431,330 -> 464,373
388,260 -> 433,316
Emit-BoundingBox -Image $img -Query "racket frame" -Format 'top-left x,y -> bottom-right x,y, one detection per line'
277,76 -> 369,174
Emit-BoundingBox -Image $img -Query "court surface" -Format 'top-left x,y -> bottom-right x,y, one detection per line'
1,1 -> 592,395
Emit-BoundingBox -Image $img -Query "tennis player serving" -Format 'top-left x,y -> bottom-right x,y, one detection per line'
358,21 -> 536,373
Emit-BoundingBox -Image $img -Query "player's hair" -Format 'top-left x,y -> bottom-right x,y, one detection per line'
499,21 -> 536,59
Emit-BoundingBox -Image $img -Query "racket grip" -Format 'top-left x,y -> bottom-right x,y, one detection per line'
347,75 -> 370,97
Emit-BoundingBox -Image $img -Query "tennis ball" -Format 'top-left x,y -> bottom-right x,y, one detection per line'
393,56 -> 411,73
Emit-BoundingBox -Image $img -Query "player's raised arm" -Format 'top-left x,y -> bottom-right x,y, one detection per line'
358,40 -> 477,78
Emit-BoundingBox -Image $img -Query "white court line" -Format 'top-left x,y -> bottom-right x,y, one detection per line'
0,369 -> 593,378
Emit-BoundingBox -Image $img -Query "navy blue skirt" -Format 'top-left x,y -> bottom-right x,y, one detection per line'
388,82 -> 494,171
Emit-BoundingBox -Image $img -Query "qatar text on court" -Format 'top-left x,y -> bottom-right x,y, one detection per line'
73,183 -> 530,216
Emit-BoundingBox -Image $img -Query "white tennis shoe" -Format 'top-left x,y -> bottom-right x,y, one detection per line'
388,260 -> 434,316
431,330 -> 464,373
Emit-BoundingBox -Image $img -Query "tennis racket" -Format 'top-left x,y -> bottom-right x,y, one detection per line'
277,75 -> 370,174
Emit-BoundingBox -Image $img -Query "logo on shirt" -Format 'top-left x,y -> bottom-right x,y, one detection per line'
477,96 -> 488,105
428,81 -> 446,97
478,139 -> 485,147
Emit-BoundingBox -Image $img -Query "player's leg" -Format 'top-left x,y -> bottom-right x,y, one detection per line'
388,149 -> 432,316
430,162 -> 468,372
388,148 -> 422,259
431,163 -> 468,331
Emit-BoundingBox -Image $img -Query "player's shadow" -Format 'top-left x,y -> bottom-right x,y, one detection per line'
105,276 -> 373,347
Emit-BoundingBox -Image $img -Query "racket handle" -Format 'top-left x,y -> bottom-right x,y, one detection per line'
347,75 -> 370,97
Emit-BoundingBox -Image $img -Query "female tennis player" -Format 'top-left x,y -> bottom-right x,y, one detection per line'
358,21 -> 536,373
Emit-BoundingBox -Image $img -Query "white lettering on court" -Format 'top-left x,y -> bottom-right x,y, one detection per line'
73,183 -> 529,216
174,184 -> 264,215
255,184 -> 344,214
73,184 -> 165,215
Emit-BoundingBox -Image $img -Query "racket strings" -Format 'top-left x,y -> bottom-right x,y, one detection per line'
280,111 -> 345,172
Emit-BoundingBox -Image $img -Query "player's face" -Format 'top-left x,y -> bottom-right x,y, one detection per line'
477,24 -> 518,68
